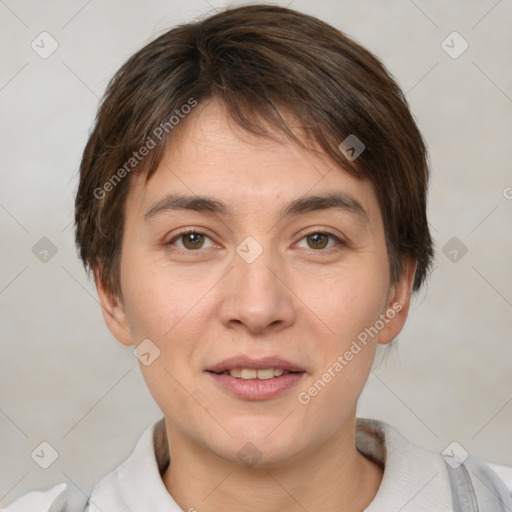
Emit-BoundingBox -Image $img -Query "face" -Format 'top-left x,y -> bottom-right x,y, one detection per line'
98,100 -> 414,467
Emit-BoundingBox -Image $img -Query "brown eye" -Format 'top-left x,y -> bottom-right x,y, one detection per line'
181,232 -> 205,250
167,230 -> 215,251
296,231 -> 345,252
306,233 -> 330,249
179,233 -> 204,250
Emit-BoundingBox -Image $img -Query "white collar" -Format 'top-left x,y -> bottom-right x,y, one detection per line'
85,417 -> 452,511
87,417 -> 179,511
356,418 -> 452,511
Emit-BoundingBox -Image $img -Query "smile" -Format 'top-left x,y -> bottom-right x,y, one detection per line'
214,368 -> 292,379
205,356 -> 306,400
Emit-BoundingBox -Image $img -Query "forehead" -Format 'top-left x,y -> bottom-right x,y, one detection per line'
125,101 -> 382,226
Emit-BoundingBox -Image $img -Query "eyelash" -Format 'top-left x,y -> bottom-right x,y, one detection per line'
166,228 -> 348,253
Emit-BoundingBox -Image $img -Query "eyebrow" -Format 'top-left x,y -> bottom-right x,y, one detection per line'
143,192 -> 368,223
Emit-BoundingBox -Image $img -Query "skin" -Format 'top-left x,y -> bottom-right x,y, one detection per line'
96,100 -> 416,512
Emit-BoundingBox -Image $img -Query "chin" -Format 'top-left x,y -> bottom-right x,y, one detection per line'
215,424 -> 307,468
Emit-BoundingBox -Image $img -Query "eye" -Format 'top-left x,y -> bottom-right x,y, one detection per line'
167,229 -> 216,251
296,231 -> 345,251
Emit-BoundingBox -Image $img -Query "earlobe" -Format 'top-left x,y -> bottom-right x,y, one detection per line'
378,259 -> 417,345
94,267 -> 133,347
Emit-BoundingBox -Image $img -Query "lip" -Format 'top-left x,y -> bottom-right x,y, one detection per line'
207,371 -> 305,400
206,356 -> 305,374
205,355 -> 306,401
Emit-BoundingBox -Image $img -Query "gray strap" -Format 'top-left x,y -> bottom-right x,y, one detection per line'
446,462 -> 479,512
445,459 -> 512,512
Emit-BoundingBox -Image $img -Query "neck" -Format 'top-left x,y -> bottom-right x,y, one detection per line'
162,419 -> 383,512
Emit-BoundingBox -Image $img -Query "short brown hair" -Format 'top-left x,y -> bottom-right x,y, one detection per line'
75,4 -> 433,298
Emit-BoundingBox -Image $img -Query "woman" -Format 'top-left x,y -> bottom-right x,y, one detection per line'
4,4 -> 511,511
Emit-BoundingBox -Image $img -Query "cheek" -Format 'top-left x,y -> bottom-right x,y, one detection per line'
294,262 -> 389,406
120,253 -> 193,340
294,278 -> 386,434
301,263 -> 389,343
120,262 -> 207,425
120,255 -> 214,396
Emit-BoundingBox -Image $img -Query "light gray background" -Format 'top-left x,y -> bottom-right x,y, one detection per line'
1,0 -> 511,506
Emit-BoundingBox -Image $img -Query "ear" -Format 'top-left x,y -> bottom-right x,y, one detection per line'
378,259 -> 417,345
94,266 -> 134,347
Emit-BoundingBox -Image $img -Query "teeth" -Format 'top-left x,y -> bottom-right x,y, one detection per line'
240,368 -> 258,379
256,368 -> 274,380
226,368 -> 289,380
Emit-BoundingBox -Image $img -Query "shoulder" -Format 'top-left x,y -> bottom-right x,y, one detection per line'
487,462 -> 512,491
1,418 -> 166,512
473,460 -> 512,495
445,458 -> 512,511
357,418 -> 512,510
0,482 -> 87,512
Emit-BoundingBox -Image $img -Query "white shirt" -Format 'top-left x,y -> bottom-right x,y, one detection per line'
2,417 -> 511,511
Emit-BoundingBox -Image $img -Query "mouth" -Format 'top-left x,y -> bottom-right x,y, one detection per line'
205,356 -> 306,400
206,355 -> 305,377
208,368 -> 300,380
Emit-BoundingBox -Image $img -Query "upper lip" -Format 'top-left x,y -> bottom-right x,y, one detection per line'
206,356 -> 305,373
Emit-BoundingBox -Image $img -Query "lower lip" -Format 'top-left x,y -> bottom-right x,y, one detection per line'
206,371 -> 305,400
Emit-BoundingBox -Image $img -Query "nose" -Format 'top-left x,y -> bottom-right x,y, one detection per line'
218,246 -> 296,335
